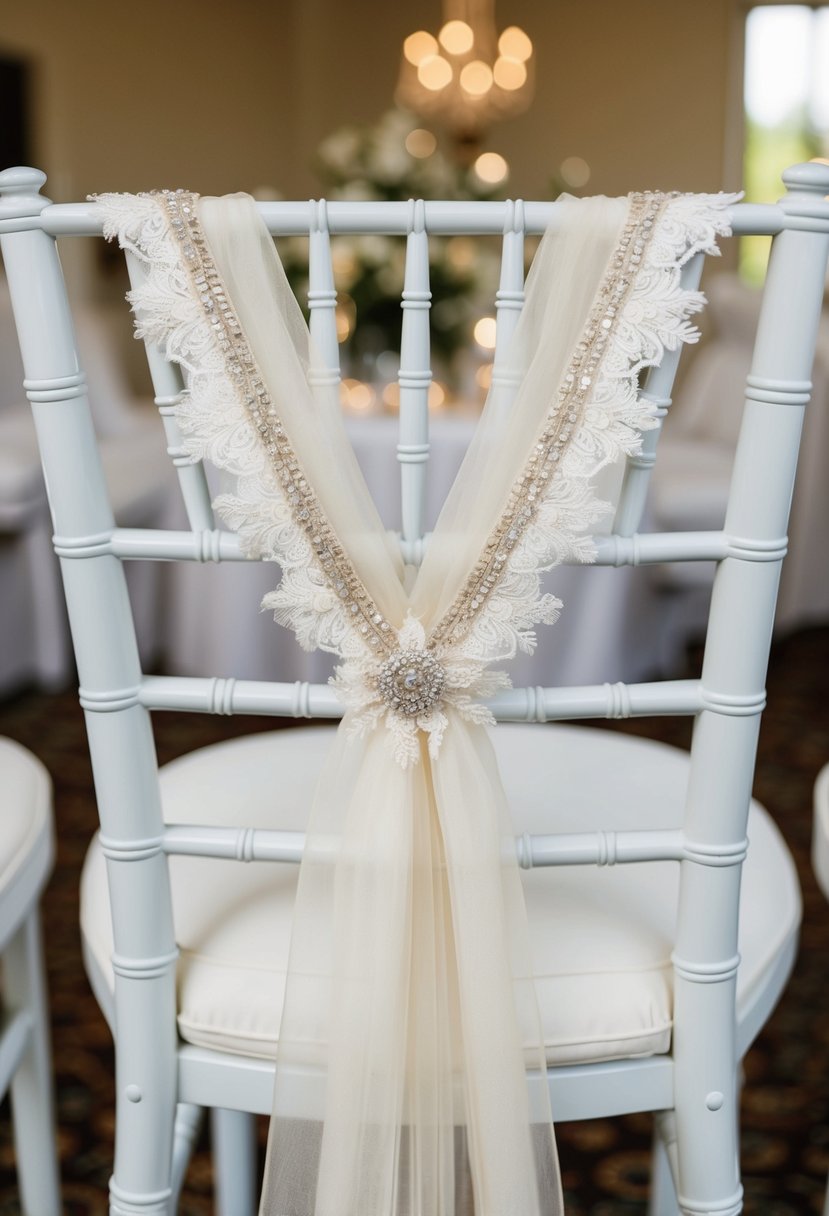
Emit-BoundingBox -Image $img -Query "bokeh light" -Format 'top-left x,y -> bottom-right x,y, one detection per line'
438,20 -> 474,55
404,31 -> 438,65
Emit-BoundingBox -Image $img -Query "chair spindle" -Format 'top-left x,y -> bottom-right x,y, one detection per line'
398,198 -> 432,548
124,252 -> 216,533
307,199 -> 342,404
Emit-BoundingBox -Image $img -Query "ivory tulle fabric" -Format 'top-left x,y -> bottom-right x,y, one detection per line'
97,186 -> 737,1215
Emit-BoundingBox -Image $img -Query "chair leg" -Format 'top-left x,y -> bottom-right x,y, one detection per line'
672,984 -> 744,1216
5,908 -> 61,1216
108,967 -> 179,1216
170,1103 -> 203,1209
211,1107 -> 257,1216
649,1113 -> 681,1216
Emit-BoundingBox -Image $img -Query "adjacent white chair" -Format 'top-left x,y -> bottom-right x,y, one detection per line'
0,277 -> 175,693
813,763 -> 829,902
0,736 -> 60,1214
1,162 -> 827,1216
811,763 -> 829,1216
650,273 -> 829,669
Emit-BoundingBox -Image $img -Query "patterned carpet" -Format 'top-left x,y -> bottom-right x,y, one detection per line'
0,627 -> 827,1214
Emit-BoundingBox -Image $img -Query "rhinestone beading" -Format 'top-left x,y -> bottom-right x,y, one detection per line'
155,188 -> 669,670
377,650 -> 446,717
155,189 -> 396,659
429,191 -> 670,650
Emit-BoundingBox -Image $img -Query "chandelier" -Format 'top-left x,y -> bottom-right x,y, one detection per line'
396,0 -> 534,160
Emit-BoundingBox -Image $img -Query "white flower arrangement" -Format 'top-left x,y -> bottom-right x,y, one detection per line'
279,108 -> 502,377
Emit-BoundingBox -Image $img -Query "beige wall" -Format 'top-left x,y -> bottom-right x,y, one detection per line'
2,0 -> 746,204
2,1 -> 296,199
285,0 -> 745,199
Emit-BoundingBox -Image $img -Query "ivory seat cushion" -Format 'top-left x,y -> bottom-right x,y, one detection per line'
80,724 -> 800,1068
0,737 -> 54,933
812,762 -> 829,901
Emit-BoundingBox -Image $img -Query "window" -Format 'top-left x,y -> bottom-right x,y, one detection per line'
743,5 -> 829,282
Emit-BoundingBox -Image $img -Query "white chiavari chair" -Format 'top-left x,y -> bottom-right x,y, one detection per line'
1,161 -> 827,1216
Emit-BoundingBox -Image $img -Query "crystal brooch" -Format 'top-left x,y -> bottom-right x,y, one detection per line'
377,649 -> 446,717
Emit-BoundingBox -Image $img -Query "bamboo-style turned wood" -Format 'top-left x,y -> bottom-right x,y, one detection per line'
398,198 -> 432,547
492,197 -> 525,394
124,252 -> 215,534
2,162 -> 829,1216
307,199 -> 341,396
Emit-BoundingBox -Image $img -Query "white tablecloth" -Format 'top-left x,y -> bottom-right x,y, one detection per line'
163,414 -> 662,689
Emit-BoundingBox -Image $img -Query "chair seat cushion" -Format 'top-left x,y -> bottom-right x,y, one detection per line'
80,724 -> 800,1068
0,737 -> 54,943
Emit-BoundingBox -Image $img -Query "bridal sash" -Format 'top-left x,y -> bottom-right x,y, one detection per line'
97,187 -> 736,1215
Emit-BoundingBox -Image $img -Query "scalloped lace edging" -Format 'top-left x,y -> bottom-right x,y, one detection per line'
96,192 -> 368,660
453,190 -> 739,669
95,189 -> 738,765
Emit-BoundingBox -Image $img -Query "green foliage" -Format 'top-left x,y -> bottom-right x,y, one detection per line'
278,109 -> 502,376
741,114 -> 820,285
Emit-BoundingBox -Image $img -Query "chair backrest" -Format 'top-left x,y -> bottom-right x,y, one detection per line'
1,161 -> 828,1108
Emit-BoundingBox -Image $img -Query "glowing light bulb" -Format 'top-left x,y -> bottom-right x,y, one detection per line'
405,128 -> 437,158
493,56 -> 527,91
418,55 -> 453,91
474,152 -> 509,185
404,31 -> 438,65
476,362 -> 493,389
560,156 -> 591,188
335,305 -> 351,343
438,19 -> 474,55
332,248 -> 358,280
340,379 -> 376,413
473,317 -> 497,349
333,291 -> 356,339
428,381 -> 447,410
382,382 -> 401,412
460,60 -> 493,96
498,26 -> 533,62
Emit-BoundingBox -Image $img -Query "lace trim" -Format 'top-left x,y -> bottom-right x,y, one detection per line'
95,188 -> 737,764
432,190 -> 738,667
95,189 -> 389,663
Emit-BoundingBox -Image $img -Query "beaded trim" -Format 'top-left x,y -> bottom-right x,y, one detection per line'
157,189 -> 397,660
428,192 -> 669,651
156,189 -> 665,669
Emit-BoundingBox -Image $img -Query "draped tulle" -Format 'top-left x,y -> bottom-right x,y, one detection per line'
411,195 -> 630,635
96,185 -> 736,1216
196,199 -> 569,1214
261,716 -> 559,1215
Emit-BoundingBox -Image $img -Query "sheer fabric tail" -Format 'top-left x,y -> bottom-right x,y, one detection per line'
261,719 -> 562,1215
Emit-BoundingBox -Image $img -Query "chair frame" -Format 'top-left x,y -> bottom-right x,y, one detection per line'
1,162 -> 828,1216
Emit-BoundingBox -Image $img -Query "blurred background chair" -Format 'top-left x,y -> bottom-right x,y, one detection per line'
0,276 -> 175,694
811,762 -> 829,1216
650,273 -> 829,672
812,761 -> 829,909
0,735 -> 60,1214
